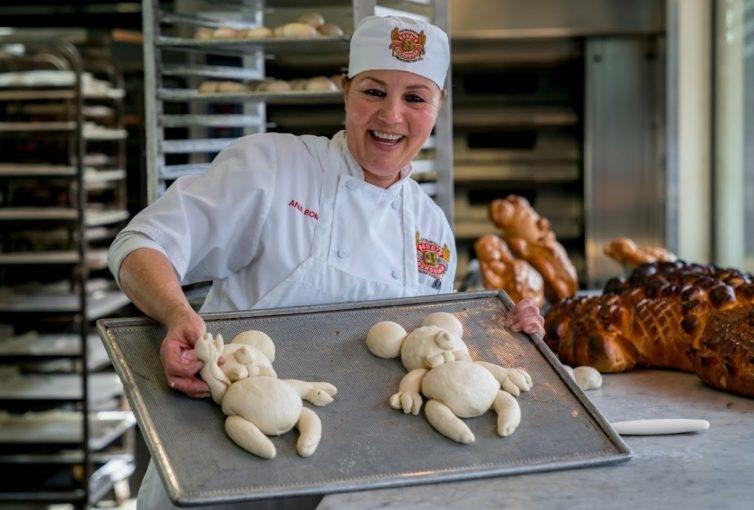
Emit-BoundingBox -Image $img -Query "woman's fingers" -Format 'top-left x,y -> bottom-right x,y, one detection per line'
167,374 -> 210,397
162,343 -> 204,377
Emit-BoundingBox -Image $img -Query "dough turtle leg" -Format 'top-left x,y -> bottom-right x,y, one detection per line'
284,379 -> 337,406
295,407 -> 322,457
424,399 -> 475,444
225,415 -> 276,459
491,390 -> 521,437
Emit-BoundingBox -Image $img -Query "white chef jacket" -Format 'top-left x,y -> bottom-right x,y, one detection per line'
111,130 -> 457,509
109,130 -> 456,312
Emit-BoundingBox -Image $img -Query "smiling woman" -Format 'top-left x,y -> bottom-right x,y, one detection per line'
107,13 -> 542,510
343,70 -> 443,188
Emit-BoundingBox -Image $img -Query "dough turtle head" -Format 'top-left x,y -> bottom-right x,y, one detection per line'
422,312 -> 464,338
231,330 -> 275,362
400,326 -> 469,371
366,321 -> 407,358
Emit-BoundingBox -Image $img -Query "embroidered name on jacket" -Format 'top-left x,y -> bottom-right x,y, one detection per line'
416,232 -> 450,288
288,199 -> 319,220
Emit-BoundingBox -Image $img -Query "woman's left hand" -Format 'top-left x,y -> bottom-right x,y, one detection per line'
506,298 -> 545,336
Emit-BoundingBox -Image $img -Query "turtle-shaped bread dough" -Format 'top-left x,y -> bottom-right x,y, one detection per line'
367,313 -> 532,444
195,331 -> 337,459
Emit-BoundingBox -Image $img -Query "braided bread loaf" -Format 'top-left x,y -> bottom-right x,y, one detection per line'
545,261 -> 754,398
474,234 -> 545,308
489,195 -> 578,302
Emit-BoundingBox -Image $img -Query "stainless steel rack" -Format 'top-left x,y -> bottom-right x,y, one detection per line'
0,39 -> 134,508
450,37 -> 586,285
143,0 -> 454,220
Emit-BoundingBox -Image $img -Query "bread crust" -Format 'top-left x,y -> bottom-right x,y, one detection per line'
544,261 -> 754,398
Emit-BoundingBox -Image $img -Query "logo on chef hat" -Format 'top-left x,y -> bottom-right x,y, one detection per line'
389,27 -> 426,63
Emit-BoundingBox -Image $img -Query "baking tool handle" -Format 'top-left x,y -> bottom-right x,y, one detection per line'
611,419 -> 710,435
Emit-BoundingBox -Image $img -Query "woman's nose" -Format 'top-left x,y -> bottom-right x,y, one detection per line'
377,96 -> 403,124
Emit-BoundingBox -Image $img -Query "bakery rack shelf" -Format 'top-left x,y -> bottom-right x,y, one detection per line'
454,163 -> 580,183
0,208 -> 129,225
0,249 -> 109,268
0,289 -> 130,317
0,333 -> 111,372
453,107 -> 579,129
0,451 -> 133,465
156,35 -> 350,54
0,121 -> 76,132
159,87 -> 344,104
143,0 -> 454,221
0,410 -> 136,451
0,38 -> 134,507
0,89 -> 125,101
0,372 -> 123,406
0,456 -> 134,504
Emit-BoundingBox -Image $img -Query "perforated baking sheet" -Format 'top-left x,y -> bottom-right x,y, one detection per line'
97,291 -> 630,506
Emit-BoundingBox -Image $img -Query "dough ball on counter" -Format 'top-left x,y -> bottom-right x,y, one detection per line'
217,81 -> 248,93
274,23 -> 318,38
194,27 -> 214,40
304,76 -> 338,92
422,312 -> 463,338
317,23 -> 344,37
366,321 -> 407,358
573,366 -> 603,390
561,364 -> 575,379
298,13 -> 325,28
243,26 -> 272,39
256,79 -> 292,92
212,27 -> 240,39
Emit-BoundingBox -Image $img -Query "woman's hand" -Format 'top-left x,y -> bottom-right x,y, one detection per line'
159,307 -> 210,398
505,298 -> 545,337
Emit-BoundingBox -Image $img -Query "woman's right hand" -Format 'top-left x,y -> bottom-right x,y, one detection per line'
159,307 -> 210,398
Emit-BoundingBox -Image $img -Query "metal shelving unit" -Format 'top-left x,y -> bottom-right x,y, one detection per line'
143,0 -> 454,220
0,39 -> 134,508
450,37 -> 586,285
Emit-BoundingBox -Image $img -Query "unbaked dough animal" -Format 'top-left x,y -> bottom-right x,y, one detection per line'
195,331 -> 337,459
367,313 -> 532,444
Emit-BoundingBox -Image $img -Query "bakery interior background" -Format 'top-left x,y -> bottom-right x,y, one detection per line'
0,0 -> 752,508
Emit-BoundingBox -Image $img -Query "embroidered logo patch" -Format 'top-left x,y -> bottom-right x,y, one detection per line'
389,27 -> 426,63
416,231 -> 450,283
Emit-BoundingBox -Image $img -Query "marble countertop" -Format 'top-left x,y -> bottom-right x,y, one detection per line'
317,370 -> 754,510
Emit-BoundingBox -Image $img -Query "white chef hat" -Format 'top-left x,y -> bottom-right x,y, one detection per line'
347,15 -> 450,90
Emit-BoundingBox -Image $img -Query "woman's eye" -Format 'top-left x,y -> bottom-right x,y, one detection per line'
405,94 -> 425,103
364,89 -> 385,97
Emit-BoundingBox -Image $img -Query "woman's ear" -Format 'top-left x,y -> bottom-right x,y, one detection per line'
341,75 -> 351,106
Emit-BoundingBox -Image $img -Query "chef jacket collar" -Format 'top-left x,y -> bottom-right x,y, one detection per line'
339,130 -> 414,194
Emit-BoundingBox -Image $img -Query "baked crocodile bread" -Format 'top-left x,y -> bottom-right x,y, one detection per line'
488,195 -> 578,302
544,261 -> 754,398
474,234 -> 545,308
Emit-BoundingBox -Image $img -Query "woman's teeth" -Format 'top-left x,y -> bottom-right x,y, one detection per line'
370,130 -> 404,143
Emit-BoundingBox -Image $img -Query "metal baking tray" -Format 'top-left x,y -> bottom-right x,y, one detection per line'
97,291 -> 630,506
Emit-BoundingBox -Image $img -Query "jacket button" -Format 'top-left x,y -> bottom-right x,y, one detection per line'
391,269 -> 400,279
337,248 -> 348,258
391,200 -> 400,210
346,180 -> 357,190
